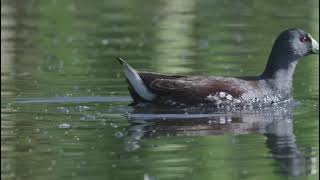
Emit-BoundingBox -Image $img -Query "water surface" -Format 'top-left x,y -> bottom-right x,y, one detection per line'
1,0 -> 319,180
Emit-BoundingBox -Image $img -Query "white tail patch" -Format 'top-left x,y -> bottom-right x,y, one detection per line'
118,58 -> 156,101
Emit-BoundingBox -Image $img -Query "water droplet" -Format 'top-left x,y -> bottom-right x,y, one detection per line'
226,94 -> 233,101
138,42 -> 144,47
80,115 -> 96,121
241,170 -> 248,175
219,92 -> 226,98
213,95 -> 220,101
144,173 -> 156,180
152,129 -> 156,133
76,105 -> 90,112
115,132 -> 123,138
101,39 -> 109,45
57,107 -> 70,114
57,123 -> 71,129
110,123 -> 118,128
219,117 -> 226,124
234,99 -> 241,103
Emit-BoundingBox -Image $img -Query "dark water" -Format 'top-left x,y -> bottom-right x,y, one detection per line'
1,0 -> 319,180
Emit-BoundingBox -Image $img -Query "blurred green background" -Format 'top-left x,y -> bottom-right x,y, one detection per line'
1,0 -> 319,180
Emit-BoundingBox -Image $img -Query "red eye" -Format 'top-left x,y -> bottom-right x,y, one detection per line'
300,35 -> 311,43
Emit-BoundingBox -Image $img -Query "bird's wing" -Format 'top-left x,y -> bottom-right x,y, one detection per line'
147,77 -> 248,103
139,72 -> 185,85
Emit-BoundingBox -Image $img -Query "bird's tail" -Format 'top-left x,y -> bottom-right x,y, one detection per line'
117,57 -> 156,101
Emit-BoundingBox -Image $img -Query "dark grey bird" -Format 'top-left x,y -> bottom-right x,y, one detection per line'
118,29 -> 319,108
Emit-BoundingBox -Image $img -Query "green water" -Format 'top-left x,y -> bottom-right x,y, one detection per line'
1,0 -> 319,180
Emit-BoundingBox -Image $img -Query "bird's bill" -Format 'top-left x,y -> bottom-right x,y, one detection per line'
310,35 -> 319,54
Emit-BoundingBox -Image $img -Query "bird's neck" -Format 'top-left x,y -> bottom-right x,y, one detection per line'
260,52 -> 299,91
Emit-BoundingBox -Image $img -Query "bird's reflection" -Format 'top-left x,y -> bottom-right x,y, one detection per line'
125,102 -> 317,177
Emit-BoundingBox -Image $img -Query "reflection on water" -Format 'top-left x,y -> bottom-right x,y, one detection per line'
2,2 -> 17,180
153,0 -> 196,74
1,0 -> 319,180
126,104 -> 317,177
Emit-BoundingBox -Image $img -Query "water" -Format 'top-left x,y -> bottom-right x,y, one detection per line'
1,0 -> 319,180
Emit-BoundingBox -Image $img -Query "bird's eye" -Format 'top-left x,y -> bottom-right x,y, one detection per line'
300,35 -> 311,43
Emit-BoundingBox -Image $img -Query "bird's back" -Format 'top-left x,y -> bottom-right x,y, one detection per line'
131,72 -> 259,107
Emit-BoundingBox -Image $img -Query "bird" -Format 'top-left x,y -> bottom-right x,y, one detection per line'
117,29 -> 319,109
